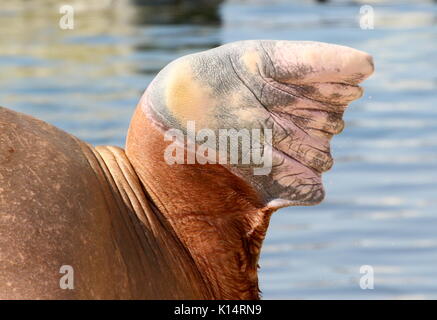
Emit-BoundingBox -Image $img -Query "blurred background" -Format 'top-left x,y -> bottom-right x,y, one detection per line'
0,0 -> 436,299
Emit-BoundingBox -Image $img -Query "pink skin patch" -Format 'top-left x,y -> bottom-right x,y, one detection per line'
140,40 -> 374,209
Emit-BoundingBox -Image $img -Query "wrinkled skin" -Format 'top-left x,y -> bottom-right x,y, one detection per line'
0,40 -> 373,299
143,40 -> 374,208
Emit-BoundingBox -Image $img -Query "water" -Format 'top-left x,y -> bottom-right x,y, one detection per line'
1,0 -> 436,299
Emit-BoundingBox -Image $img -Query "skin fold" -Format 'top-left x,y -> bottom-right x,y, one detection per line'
0,40 -> 374,299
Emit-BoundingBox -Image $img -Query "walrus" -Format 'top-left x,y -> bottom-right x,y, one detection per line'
0,40 -> 374,299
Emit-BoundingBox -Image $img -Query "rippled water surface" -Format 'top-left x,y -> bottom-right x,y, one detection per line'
1,0 -> 436,299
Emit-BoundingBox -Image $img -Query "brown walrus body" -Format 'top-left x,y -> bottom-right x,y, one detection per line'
0,40 -> 374,299
0,106 -> 212,299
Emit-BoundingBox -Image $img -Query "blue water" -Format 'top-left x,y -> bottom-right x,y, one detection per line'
1,0 -> 436,299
